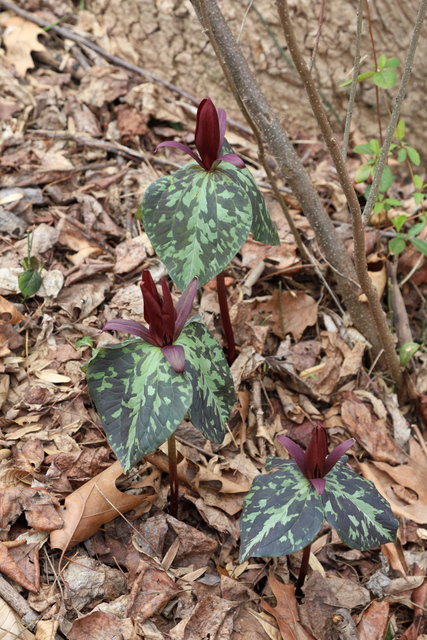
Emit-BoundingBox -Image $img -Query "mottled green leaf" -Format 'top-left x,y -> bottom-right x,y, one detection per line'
142,162 -> 252,290
86,339 -> 192,471
322,461 -> 398,550
177,321 -> 235,443
239,461 -> 324,561
19,269 -> 42,299
220,140 -> 279,246
135,174 -> 172,220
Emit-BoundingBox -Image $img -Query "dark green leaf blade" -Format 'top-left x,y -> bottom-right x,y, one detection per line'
143,164 -> 252,290
86,339 -> 193,471
19,269 -> 42,299
239,461 -> 324,561
220,140 -> 280,246
177,321 -> 235,443
322,461 -> 398,550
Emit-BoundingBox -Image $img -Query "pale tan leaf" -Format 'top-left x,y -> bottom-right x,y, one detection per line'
0,597 -> 36,640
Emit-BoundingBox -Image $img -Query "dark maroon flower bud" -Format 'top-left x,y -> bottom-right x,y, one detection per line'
277,425 -> 355,495
155,97 -> 245,171
103,271 -> 198,374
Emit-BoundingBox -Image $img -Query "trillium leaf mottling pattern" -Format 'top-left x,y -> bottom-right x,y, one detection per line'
176,321 -> 236,443
239,462 -> 324,562
85,339 -> 192,472
321,461 -> 399,550
239,456 -> 398,562
85,322 -> 235,472
141,162 -> 252,290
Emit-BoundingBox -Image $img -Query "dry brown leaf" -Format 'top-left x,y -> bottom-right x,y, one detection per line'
169,594 -> 235,640
262,570 -> 314,640
0,14 -> 46,77
50,460 -> 157,552
0,596 -> 36,640
0,296 -> 24,325
0,486 -> 62,531
341,394 -> 405,464
0,540 -> 38,593
35,619 -> 59,640
360,438 -> 427,524
356,601 -> 389,640
165,515 -> 218,569
264,290 -> 318,342
68,610 -> 127,640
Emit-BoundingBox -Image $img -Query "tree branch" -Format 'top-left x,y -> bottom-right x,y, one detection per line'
276,0 -> 402,387
363,0 -> 427,223
342,0 -> 363,161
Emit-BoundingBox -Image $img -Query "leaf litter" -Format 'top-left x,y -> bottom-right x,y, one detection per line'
0,2 -> 426,638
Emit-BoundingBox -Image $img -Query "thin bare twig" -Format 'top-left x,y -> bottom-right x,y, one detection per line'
190,0 -> 386,359
276,0 -> 403,387
342,0 -> 363,161
309,0 -> 326,71
364,0 -> 383,144
363,0 -> 427,223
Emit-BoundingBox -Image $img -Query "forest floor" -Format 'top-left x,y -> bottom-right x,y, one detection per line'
1,1 -> 427,639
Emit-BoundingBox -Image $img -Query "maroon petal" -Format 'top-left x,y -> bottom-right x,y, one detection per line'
309,478 -> 326,496
174,277 -> 198,340
217,108 -> 227,155
216,153 -> 245,169
160,277 -> 177,343
141,270 -> 162,325
155,141 -> 203,167
195,98 -> 220,171
305,425 -> 328,478
161,345 -> 185,373
276,435 -> 307,477
323,439 -> 355,475
102,320 -> 158,347
141,285 -> 165,347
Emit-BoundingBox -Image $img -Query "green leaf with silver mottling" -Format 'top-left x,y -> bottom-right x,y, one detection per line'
142,163 -> 252,290
239,460 -> 324,562
135,173 -> 172,220
176,321 -> 235,443
220,140 -> 279,246
322,461 -> 398,550
86,338 -> 192,472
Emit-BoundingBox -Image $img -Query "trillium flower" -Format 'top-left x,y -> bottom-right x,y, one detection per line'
155,97 -> 245,171
103,270 -> 198,374
277,425 -> 355,496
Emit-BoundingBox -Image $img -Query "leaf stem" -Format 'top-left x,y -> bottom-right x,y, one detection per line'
217,271 -> 236,365
295,543 -> 311,597
168,432 -> 179,519
342,0 -> 363,161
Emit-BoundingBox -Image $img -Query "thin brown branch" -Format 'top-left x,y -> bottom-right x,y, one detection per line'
364,0 -> 383,144
276,0 -> 402,387
309,0 -> 326,71
190,0 -> 388,361
342,0 -> 363,161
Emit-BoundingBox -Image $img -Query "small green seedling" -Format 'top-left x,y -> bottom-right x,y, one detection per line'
239,425 -> 398,590
341,54 -> 400,89
399,342 -> 420,366
389,213 -> 427,256
19,232 -> 44,301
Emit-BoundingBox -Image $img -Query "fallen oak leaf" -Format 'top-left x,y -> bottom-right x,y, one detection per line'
262,570 -> 315,640
0,541 -> 38,593
0,295 -> 24,325
0,14 -> 46,77
50,460 -> 158,552
356,601 -> 389,640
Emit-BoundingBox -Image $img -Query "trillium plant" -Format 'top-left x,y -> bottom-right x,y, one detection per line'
239,425 -> 398,593
84,270 -> 235,517
137,97 -> 280,363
